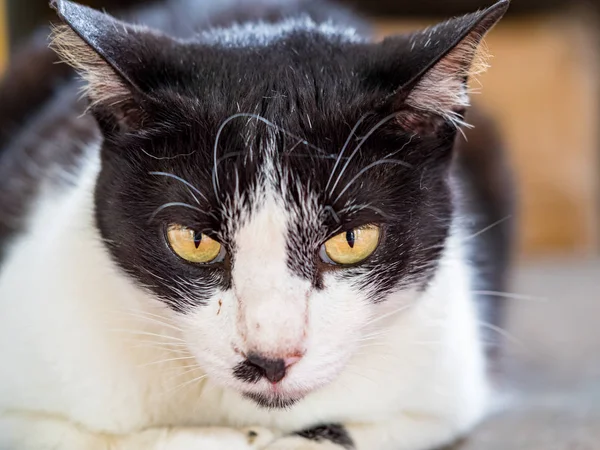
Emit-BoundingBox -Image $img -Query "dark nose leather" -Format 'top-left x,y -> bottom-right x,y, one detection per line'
246,353 -> 287,383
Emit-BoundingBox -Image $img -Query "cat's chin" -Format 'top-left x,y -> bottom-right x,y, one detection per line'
242,391 -> 304,410
239,381 -> 314,409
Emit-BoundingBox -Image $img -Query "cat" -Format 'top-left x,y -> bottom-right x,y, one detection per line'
0,0 -> 513,449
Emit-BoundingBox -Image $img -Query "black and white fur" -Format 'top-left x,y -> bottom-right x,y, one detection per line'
0,0 -> 512,449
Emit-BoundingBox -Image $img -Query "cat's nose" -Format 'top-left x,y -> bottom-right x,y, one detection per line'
246,352 -> 301,384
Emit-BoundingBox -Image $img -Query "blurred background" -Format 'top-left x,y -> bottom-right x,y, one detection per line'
0,0 -> 599,448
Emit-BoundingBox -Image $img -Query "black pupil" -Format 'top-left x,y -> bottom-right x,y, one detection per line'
193,231 -> 203,249
346,230 -> 355,248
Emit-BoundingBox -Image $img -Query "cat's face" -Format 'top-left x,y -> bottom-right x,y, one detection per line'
95,105 -> 452,407
52,0 -> 507,408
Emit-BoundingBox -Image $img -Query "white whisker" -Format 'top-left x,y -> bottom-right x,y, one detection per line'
338,204 -> 395,220
461,216 -> 512,243
328,112 -> 400,197
110,329 -> 186,343
166,373 -> 210,396
149,171 -> 208,203
478,320 -> 525,348
112,311 -> 184,334
148,202 -> 203,223
333,159 -> 412,204
473,290 -> 547,302
212,112 -> 328,196
363,303 -> 413,328
325,113 -> 370,192
139,355 -> 197,368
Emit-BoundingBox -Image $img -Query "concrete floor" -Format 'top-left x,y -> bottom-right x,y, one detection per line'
457,259 -> 600,449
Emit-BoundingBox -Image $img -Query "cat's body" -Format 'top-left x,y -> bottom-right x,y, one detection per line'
0,1 -> 512,449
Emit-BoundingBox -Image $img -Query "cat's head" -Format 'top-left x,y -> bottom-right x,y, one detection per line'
51,0 -> 507,408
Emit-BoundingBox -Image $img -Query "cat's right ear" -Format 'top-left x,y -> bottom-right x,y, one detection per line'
49,0 -> 171,131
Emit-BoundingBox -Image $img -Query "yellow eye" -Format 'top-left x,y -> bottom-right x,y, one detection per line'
166,225 -> 223,264
322,224 -> 381,265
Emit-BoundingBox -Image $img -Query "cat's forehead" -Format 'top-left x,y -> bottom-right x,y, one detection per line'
161,29 -> 376,114
142,86 -> 416,227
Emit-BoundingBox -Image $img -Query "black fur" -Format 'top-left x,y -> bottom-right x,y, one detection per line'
233,355 -> 287,384
242,391 -> 300,409
232,360 -> 264,384
296,424 -> 355,449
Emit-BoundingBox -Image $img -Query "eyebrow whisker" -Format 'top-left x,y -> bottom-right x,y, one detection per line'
149,172 -> 208,204
148,202 -> 203,224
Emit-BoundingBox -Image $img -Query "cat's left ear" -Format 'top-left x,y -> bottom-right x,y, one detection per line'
50,0 -> 175,132
374,0 -> 509,132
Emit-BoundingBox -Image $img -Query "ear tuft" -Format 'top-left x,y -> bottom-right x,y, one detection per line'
49,0 -> 155,130
404,28 -> 490,128
49,24 -> 132,111
397,0 -> 509,130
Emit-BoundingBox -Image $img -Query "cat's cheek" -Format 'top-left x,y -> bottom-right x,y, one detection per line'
300,280 -> 374,379
176,291 -> 242,377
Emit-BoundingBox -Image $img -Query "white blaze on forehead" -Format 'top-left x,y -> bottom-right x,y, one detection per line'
232,192 -> 309,357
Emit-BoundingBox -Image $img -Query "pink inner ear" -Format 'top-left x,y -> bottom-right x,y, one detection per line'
50,25 -> 133,110
403,29 -> 491,130
395,109 -> 450,136
397,0 -> 510,133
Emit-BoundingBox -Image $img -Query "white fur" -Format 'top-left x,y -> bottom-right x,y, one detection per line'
0,145 -> 489,450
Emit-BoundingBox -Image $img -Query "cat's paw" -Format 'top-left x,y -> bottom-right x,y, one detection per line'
263,436 -> 347,450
